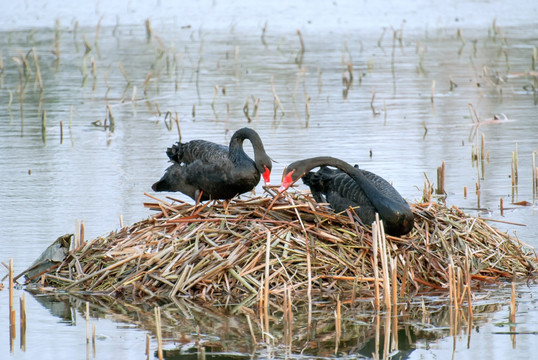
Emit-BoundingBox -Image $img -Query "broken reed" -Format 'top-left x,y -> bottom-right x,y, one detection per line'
20,293 -> 26,351
511,144 -> 518,187
7,260 -> 27,353
155,307 -> 163,360
436,161 -> 445,195
31,192 -> 537,305
532,151 -> 538,202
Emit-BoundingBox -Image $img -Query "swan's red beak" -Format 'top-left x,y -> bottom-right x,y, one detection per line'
278,169 -> 295,193
262,166 -> 271,185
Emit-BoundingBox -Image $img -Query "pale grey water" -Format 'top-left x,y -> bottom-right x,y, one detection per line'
1,0 -> 537,359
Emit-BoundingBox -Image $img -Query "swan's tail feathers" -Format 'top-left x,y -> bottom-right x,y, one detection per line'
166,142 -> 183,163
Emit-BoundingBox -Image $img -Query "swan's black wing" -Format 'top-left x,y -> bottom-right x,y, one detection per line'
303,166 -> 413,236
304,167 -> 376,222
167,140 -> 229,165
182,158 -> 260,200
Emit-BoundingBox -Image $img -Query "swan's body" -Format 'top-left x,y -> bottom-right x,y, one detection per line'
152,128 -> 272,201
280,156 -> 414,236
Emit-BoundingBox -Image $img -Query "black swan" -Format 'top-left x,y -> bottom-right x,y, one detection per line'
279,156 -> 414,236
152,127 -> 272,201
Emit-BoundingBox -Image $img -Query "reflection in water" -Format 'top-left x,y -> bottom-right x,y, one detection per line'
31,292 -> 75,325
27,290 -> 506,359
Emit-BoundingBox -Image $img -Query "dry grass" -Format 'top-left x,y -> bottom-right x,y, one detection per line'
31,189 -> 537,304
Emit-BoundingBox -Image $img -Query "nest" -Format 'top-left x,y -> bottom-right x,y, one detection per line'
32,191 -> 537,303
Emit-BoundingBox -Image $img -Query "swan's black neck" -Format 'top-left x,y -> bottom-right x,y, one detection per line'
230,127 -> 266,152
228,128 -> 271,175
289,157 -> 352,179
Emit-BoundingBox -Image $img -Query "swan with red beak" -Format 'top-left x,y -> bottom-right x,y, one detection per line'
279,156 -> 414,236
153,128 -> 272,201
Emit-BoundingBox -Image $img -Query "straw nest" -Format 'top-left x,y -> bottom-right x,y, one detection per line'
33,190 -> 537,302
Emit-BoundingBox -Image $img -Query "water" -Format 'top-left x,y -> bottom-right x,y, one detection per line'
1,0 -> 537,358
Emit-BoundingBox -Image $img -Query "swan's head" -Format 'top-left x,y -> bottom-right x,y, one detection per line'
279,167 -> 303,193
279,157 -> 339,193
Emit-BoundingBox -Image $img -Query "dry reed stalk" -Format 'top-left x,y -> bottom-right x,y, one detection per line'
436,161 -> 445,195
468,103 -> 480,123
372,221 -> 380,311
391,295 -> 398,353
374,314 -> 380,360
145,19 -> 152,42
41,110 -> 46,143
9,258 -> 14,314
383,312 -> 391,359
31,48 -> 43,91
292,67 -> 305,101
532,151 -> 538,200
510,281 -> 516,323
334,296 -> 341,355
59,120 -> 63,144
296,29 -> 305,65
370,90 -> 377,116
146,333 -> 150,360
476,182 -> 481,208
92,323 -> 96,356
376,215 -> 391,311
512,145 -> 519,186
9,259 -> 15,353
284,284 -> 293,346
85,302 -> 90,343
270,75 -> 285,118
20,293 -> 26,351
155,307 -> 163,360
391,257 -> 398,308
264,231 -> 271,342
80,220 -> 85,246
246,314 -> 257,345
448,258 -> 455,337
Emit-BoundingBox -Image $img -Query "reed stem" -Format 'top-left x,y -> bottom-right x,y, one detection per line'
20,293 -> 26,351
436,161 -> 445,195
510,281 -> 516,323
86,302 -> 90,343
9,259 -> 16,353
155,307 -> 163,360
264,231 -> 270,342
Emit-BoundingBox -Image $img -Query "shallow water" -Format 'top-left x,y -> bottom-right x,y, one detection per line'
1,0 -> 537,359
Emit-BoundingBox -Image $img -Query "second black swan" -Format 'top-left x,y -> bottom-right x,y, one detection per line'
279,156 -> 414,236
152,127 -> 272,201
